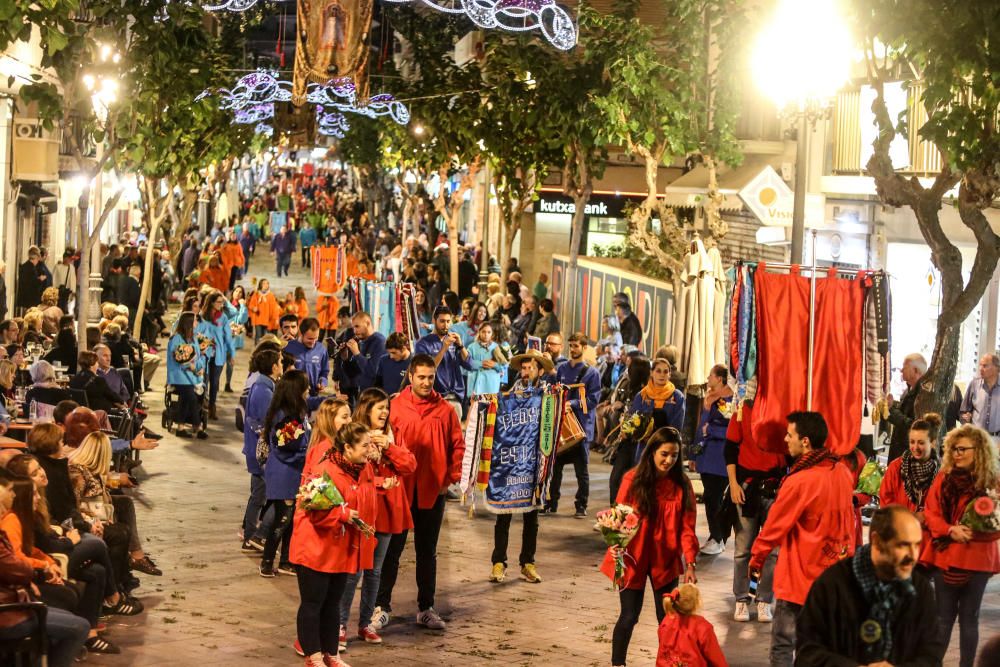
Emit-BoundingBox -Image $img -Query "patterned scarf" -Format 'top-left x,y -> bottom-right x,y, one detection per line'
851,544 -> 914,662
329,449 -> 364,481
900,450 -> 939,508
782,447 -> 836,486
640,381 -> 676,409
940,468 -> 977,523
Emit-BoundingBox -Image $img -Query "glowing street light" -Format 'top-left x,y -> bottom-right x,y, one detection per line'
752,0 -> 853,263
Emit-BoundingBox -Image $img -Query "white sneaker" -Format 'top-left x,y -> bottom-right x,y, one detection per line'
700,539 -> 724,556
416,607 -> 447,630
734,601 -> 750,622
757,601 -> 773,623
370,606 -> 390,632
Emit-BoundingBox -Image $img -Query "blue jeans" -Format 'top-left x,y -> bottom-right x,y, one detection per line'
0,607 -> 90,667
242,473 -> 274,541
733,497 -> 777,604
770,599 -> 800,667
340,532 -> 392,630
934,569 -> 991,667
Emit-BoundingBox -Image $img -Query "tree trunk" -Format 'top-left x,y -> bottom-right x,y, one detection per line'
563,180 -> 591,333
133,178 -> 169,340
75,206 -> 92,351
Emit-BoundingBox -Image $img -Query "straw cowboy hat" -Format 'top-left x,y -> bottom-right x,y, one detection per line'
509,349 -> 554,373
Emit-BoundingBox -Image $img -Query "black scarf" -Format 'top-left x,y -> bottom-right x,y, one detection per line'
900,450 -> 938,509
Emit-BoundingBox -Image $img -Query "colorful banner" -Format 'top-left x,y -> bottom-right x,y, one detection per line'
486,391 -> 543,514
549,255 -> 674,355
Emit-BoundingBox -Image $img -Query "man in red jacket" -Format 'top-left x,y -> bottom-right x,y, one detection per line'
749,411 -> 855,667
376,354 -> 464,632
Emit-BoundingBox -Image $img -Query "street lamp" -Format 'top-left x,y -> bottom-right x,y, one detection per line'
752,0 -> 852,263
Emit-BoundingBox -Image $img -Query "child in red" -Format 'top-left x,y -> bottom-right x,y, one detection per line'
657,583 -> 728,667
290,422 -> 377,667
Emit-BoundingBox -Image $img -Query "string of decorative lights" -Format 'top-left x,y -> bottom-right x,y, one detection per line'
317,108 -> 350,138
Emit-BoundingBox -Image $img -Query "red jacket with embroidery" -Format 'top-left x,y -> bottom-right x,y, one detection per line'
749,458 -> 855,605
920,473 -> 1000,573
373,440 -> 417,534
656,613 -> 729,667
389,386 -> 464,510
600,470 -> 699,590
290,457 -> 377,574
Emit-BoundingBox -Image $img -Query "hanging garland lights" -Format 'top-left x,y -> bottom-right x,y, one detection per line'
196,69 -> 294,110
254,122 -> 274,136
305,77 -> 411,125
316,107 -> 350,138
233,103 -> 275,124
202,0 -> 274,10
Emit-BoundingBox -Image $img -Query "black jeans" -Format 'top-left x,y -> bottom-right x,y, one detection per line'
297,566 -> 347,656
375,530 -> 408,613
110,494 -> 143,553
173,383 -> 202,430
609,442 -> 639,504
492,510 -> 538,566
412,492 -> 446,611
207,361 -> 223,407
700,472 -> 731,543
262,500 -> 295,566
548,445 -> 590,512
611,577 -> 677,665
69,533 -> 117,597
934,569 -> 992,667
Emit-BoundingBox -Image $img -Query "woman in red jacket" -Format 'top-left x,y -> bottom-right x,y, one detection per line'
601,426 -> 699,667
340,388 -> 416,647
879,412 -> 940,564
921,424 -> 1000,667
303,399 -> 351,480
290,422 -> 377,667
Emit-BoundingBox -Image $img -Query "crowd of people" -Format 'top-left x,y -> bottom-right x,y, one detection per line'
5,164 -> 1000,667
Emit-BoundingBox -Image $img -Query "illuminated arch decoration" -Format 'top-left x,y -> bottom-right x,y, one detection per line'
317,108 -> 350,138
306,78 -> 410,125
233,103 -> 275,124
202,0 -> 277,10
197,70 -> 294,111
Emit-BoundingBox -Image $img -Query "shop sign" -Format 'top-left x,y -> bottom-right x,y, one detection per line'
533,192 -> 637,219
739,166 -> 794,227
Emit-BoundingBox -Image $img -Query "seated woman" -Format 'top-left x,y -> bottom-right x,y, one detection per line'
21,308 -> 48,346
25,360 -> 72,409
39,287 -> 63,337
69,350 -> 125,413
0,358 -> 15,403
43,327 -> 78,375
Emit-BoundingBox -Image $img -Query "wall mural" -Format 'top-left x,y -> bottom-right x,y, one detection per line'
550,255 -> 674,355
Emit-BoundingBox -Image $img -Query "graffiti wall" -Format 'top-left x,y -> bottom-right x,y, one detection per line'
550,255 -> 674,354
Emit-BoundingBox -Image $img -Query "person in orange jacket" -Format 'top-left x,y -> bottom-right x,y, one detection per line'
317,294 -> 341,339
294,286 -> 310,320
921,424 -> 1000,667
247,278 -> 280,344
289,421 -> 377,667
198,253 -> 229,293
879,412 -> 941,565
220,234 -> 245,291
375,354 -> 463,632
602,426 -> 699,667
656,584 -> 728,667
748,411 -> 855,667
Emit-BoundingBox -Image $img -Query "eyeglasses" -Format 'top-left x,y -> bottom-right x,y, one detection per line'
951,445 -> 976,455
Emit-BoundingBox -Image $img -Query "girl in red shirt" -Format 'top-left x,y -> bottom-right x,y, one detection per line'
601,427 -> 699,667
656,583 -> 727,667
303,399 -> 351,480
340,389 -> 416,647
290,422 -> 377,667
922,424 -> 1000,667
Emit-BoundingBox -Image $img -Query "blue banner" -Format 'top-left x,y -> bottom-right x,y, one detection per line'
270,211 -> 287,235
486,391 -> 543,514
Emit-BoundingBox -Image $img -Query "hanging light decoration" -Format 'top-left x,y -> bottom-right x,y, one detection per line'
202,0 -> 281,10
233,103 -> 275,124
254,123 -> 274,136
197,69 -> 294,110
306,78 -> 410,125
317,108 -> 351,138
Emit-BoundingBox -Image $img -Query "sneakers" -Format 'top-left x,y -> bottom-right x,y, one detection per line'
358,625 -> 382,644
734,601 -> 750,622
277,562 -> 298,576
339,625 -> 347,652
757,601 -> 773,623
130,555 -> 162,576
574,507 -> 587,519
242,537 -> 265,553
259,562 -> 277,578
370,607 -> 390,631
294,639 -> 305,657
324,655 -> 351,667
700,539 -> 725,556
520,563 -> 542,584
304,656 -> 325,667
489,562 -> 507,583
416,608 -> 447,630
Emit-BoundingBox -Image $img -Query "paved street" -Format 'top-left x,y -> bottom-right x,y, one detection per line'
94,258 -> 996,666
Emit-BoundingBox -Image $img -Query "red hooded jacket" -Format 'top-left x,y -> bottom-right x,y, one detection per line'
920,473 -> 1000,573
290,456 -> 378,574
656,613 -> 728,667
389,386 -> 464,510
373,439 -> 418,534
749,458 -> 855,605
600,469 -> 699,590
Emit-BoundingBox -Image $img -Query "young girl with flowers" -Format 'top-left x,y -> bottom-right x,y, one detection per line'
921,424 -> 1000,667
341,388 -> 416,647
166,311 -> 205,439
195,290 -> 235,421
602,426 -> 699,667
290,421 -> 377,667
260,370 -> 312,578
656,583 -> 727,667
224,285 -> 249,393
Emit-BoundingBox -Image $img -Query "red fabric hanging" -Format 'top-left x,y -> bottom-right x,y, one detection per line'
811,270 -> 864,456
752,266 -> 811,454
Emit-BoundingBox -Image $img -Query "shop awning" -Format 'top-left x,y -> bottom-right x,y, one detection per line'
661,155 -> 786,211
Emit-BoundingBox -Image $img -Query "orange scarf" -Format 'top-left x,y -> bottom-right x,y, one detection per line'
640,380 -> 676,408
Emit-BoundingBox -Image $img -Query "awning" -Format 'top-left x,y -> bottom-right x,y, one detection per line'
16,181 -> 56,200
662,155 -> 786,211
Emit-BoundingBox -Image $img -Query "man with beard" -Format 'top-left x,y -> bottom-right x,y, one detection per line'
796,506 -> 944,666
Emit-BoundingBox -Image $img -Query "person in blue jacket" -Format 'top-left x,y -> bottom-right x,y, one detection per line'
259,369 -> 311,577
373,332 -> 412,395
224,285 -> 249,393
195,290 -> 235,422
343,312 -> 386,392
166,311 -> 206,439
241,348 -> 281,552
466,322 -> 506,396
692,364 -> 734,556
284,317 -> 329,396
299,224 -> 317,268
548,332 -> 603,517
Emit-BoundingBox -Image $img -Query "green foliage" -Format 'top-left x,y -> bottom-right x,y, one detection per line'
591,240 -> 672,282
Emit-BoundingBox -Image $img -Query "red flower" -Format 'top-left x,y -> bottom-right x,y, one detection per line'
974,496 -> 995,516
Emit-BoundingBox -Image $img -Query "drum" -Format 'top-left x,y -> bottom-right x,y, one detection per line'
558,407 -> 585,454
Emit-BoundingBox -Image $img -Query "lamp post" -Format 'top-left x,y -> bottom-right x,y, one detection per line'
752,0 -> 852,264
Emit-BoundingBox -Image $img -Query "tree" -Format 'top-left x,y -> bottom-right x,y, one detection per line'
852,0 -> 1000,423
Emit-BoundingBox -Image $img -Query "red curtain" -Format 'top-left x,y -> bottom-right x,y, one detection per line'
752,267 -> 864,456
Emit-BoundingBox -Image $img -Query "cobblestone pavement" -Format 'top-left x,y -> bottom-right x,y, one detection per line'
95,255 -> 994,666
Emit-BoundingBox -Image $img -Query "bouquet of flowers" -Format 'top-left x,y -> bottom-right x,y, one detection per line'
196,334 -> 214,353
959,489 -> 1000,539
855,460 -> 885,497
596,504 -> 640,590
296,472 -> 345,510
275,419 -> 305,448
229,321 -> 245,337
172,343 -> 195,364
620,413 -> 653,440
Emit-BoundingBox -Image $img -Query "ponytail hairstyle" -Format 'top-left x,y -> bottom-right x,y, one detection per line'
663,583 -> 701,616
333,421 -> 370,454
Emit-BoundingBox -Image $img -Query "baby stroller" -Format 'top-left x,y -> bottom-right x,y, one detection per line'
162,384 -> 208,433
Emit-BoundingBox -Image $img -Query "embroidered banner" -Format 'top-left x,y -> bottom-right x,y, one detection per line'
485,391 -> 543,514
